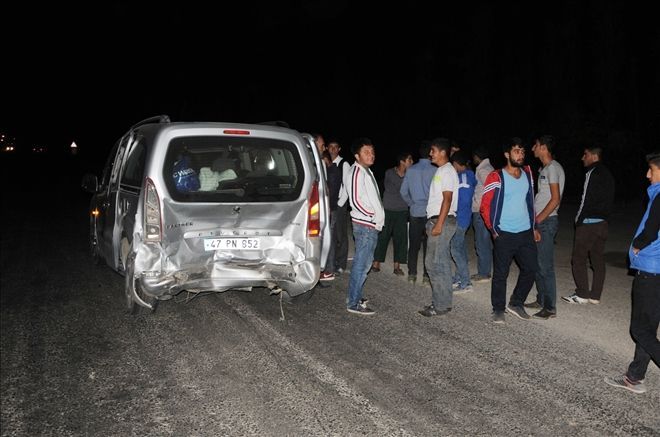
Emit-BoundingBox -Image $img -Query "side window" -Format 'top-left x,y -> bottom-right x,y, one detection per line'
121,139 -> 147,187
109,136 -> 130,189
99,140 -> 120,188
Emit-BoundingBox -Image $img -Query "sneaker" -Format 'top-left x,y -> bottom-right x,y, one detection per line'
454,285 -> 473,294
393,268 -> 405,276
452,281 -> 461,290
506,304 -> 531,320
492,311 -> 505,324
319,271 -> 335,281
347,305 -> 375,315
604,375 -> 647,394
418,304 -> 451,317
359,297 -> 369,308
589,299 -> 600,304
471,274 -> 491,283
524,301 -> 542,309
561,293 -> 589,304
532,308 -> 557,319
408,274 -> 417,283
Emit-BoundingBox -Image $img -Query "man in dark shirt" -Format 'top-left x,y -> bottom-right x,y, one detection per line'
605,151 -> 660,394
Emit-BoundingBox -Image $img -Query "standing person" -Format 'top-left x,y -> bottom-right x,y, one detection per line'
450,150 -> 477,293
562,146 -> 615,305
418,138 -> 459,317
471,146 -> 494,283
525,135 -> 565,319
481,138 -> 540,324
344,138 -> 384,315
400,140 -> 436,285
372,152 -> 413,276
604,152 -> 660,394
327,140 -> 351,276
320,150 -> 339,281
313,133 -> 326,154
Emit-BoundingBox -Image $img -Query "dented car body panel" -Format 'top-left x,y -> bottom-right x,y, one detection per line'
84,117 -> 330,309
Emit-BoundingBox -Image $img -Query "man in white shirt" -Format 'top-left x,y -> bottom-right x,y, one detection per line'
419,138 -> 459,317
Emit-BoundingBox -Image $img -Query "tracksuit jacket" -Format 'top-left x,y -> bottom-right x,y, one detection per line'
479,165 -> 536,237
629,182 -> 660,274
344,162 -> 385,231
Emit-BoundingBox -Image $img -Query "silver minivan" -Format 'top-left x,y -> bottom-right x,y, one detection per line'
82,116 -> 330,313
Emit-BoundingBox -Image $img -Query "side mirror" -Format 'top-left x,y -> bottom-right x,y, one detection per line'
81,174 -> 99,193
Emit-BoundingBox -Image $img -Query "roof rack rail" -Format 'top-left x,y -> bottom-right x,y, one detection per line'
130,115 -> 170,131
257,120 -> 290,128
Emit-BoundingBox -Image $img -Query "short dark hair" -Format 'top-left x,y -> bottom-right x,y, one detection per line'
503,137 -> 524,153
351,137 -> 373,155
646,151 -> 660,167
585,145 -> 603,158
538,135 -> 555,153
473,146 -> 489,160
419,140 -> 432,159
451,150 -> 470,166
397,152 -> 412,164
430,137 -> 452,156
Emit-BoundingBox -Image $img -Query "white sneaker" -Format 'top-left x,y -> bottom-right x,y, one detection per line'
561,293 -> 589,304
589,299 -> 600,304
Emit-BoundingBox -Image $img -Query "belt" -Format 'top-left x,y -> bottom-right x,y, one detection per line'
428,214 -> 456,220
637,270 -> 660,277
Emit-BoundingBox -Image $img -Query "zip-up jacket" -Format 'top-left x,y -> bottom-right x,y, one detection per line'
629,183 -> 660,274
344,162 -> 385,230
575,161 -> 615,225
480,165 -> 536,237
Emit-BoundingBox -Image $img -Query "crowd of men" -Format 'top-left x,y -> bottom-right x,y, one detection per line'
313,133 -> 659,394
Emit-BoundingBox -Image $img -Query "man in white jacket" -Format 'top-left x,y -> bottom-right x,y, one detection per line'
344,138 -> 385,315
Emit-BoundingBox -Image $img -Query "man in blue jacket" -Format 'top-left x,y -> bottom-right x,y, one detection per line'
605,151 -> 660,394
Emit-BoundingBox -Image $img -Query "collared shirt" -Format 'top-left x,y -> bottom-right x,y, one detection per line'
400,158 -> 437,217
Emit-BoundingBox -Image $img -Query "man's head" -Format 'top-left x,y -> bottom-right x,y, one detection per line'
429,137 -> 451,166
646,151 -> 660,184
419,140 -> 432,160
327,140 -> 341,160
532,135 -> 555,159
352,137 -> 375,167
472,146 -> 489,164
504,137 -> 526,168
451,149 -> 470,173
581,146 -> 603,167
398,152 -> 414,169
450,140 -> 461,157
313,133 -> 325,153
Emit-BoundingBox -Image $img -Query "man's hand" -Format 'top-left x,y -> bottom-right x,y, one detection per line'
632,246 -> 640,255
534,229 -> 541,242
431,221 -> 443,236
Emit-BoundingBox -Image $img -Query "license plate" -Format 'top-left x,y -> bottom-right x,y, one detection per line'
204,238 -> 261,251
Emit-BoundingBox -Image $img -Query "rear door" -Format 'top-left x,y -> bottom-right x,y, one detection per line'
302,133 -> 331,269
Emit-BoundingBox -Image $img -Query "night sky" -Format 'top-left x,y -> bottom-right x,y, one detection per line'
3,1 -> 659,198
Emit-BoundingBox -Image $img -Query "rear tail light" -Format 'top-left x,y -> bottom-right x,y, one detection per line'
144,178 -> 162,242
308,181 -> 320,237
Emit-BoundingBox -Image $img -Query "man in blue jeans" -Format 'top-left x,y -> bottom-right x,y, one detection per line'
419,138 -> 459,317
605,151 -> 660,394
450,150 -> 476,293
344,138 -> 384,315
525,135 -> 565,319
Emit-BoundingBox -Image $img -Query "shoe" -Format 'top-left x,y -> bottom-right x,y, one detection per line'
359,297 -> 369,308
319,271 -> 335,281
408,274 -> 417,283
492,311 -> 505,324
454,285 -> 473,294
561,293 -> 589,304
471,274 -> 491,283
506,304 -> 531,320
604,375 -> 646,394
524,301 -> 542,309
589,299 -> 600,304
422,276 -> 431,286
370,266 -> 381,273
393,268 -> 405,276
532,308 -> 557,319
347,305 -> 375,315
418,304 -> 451,317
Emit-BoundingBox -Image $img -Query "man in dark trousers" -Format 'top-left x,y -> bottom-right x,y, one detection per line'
480,138 -> 540,324
605,151 -> 660,394
562,146 -> 615,305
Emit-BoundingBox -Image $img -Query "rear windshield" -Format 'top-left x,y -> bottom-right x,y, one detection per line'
164,136 -> 305,202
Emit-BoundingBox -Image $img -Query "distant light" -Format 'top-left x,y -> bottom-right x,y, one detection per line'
70,141 -> 79,155
70,141 -> 78,149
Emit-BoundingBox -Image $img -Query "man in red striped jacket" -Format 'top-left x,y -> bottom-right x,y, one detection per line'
344,138 -> 385,315
480,138 -> 540,324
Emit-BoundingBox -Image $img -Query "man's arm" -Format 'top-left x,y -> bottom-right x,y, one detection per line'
632,196 -> 660,254
431,191 -> 453,236
536,183 -> 561,223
